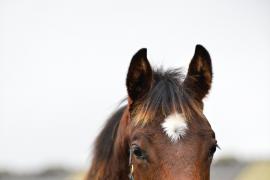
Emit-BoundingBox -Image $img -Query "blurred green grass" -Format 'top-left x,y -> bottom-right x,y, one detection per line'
236,161 -> 270,180
66,172 -> 85,180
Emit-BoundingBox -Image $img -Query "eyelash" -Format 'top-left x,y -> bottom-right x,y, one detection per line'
209,144 -> 220,157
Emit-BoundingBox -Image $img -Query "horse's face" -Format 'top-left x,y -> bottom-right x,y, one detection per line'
126,45 -> 217,180
128,113 -> 216,180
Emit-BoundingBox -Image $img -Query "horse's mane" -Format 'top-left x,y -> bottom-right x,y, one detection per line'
89,105 -> 126,169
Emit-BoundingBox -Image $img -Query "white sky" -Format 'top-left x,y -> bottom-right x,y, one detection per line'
0,0 -> 270,172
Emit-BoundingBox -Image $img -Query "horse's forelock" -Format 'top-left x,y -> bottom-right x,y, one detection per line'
130,68 -> 204,126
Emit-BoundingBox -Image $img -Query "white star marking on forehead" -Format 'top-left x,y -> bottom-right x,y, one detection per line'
161,113 -> 188,143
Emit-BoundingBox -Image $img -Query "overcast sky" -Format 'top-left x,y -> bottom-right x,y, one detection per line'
1,0 -> 270,172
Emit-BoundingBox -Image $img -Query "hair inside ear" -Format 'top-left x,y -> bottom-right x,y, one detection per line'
184,45 -> 213,101
126,48 -> 153,101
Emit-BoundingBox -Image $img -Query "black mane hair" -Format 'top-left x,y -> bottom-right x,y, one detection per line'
131,67 -> 202,125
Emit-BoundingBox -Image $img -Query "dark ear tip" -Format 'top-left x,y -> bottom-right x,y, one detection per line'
195,44 -> 208,53
136,48 -> 147,57
195,44 -> 210,59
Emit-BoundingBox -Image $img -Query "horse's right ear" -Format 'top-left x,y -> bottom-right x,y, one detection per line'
126,48 -> 153,102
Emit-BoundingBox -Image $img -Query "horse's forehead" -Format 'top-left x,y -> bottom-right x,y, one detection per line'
161,113 -> 188,143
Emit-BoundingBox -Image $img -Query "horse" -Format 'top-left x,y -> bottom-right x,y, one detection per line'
87,45 -> 217,180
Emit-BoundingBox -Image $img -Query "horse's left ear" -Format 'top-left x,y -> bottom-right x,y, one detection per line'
126,48 -> 153,102
184,45 -> 213,101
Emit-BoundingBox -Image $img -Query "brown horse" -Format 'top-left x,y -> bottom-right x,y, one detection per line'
87,45 -> 218,180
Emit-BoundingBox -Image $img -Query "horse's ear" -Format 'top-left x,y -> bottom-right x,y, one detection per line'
126,48 -> 153,101
184,45 -> 213,101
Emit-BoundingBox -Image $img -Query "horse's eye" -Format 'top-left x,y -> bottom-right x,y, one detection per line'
209,144 -> 217,157
132,145 -> 146,160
